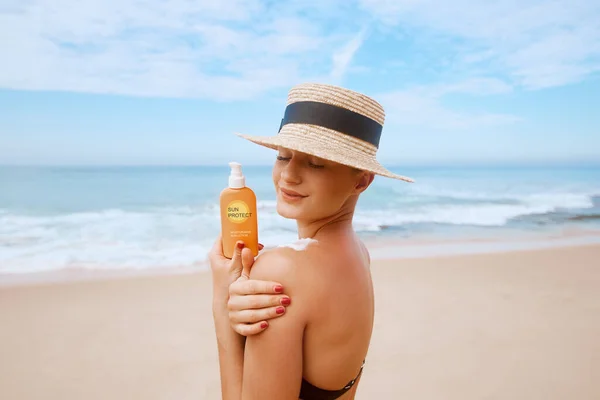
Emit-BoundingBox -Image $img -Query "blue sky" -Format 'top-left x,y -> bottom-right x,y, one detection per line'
0,0 -> 599,166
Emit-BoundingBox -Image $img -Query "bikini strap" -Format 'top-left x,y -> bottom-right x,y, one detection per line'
343,359 -> 365,390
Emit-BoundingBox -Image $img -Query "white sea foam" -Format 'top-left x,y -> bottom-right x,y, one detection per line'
1,191 -> 597,273
0,209 -> 217,273
353,192 -> 596,229
1,165 -> 598,274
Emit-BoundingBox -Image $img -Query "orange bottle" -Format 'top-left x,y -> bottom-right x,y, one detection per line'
220,162 -> 259,259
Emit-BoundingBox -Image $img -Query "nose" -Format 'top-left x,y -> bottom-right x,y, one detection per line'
281,158 -> 302,185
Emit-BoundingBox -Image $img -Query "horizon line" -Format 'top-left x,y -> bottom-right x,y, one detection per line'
2,161 -> 600,168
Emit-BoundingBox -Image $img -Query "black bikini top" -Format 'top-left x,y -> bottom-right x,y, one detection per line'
299,360 -> 365,400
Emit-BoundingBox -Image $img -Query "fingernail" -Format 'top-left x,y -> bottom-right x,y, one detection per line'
276,306 -> 285,314
237,242 -> 244,249
274,285 -> 283,293
281,297 -> 291,306
261,322 -> 268,329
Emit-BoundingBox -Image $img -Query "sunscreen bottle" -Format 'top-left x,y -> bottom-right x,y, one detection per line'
220,162 -> 259,259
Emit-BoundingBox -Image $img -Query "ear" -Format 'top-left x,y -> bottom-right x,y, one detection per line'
354,172 -> 375,194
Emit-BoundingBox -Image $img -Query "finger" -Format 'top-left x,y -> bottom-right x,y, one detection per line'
229,241 -> 245,278
230,305 -> 286,324
258,243 -> 264,250
240,247 -> 254,280
229,279 -> 284,296
233,321 -> 269,336
228,294 -> 291,311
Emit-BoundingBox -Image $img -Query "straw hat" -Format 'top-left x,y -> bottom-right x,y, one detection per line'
235,82 -> 414,182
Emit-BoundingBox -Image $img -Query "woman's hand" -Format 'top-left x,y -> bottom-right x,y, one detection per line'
228,275 -> 291,336
209,236 -> 291,335
209,234 -> 263,301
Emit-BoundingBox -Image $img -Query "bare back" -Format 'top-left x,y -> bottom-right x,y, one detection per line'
284,230 -> 374,395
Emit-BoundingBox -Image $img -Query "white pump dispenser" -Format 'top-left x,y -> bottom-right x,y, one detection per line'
228,162 -> 246,189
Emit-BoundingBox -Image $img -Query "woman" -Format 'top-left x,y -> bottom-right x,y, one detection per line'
210,83 -> 413,399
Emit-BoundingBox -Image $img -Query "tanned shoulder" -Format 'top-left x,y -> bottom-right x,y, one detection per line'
250,248 -> 302,295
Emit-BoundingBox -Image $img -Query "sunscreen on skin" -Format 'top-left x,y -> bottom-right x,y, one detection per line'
220,162 -> 259,259
278,238 -> 318,251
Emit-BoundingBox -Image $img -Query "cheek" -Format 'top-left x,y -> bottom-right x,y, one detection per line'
272,165 -> 280,187
313,176 -> 351,204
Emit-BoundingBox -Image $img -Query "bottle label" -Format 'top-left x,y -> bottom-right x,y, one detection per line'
227,200 -> 253,224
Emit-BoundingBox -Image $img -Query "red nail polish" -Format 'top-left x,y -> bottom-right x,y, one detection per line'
261,322 -> 268,329
281,297 -> 291,306
237,242 -> 244,249
276,306 -> 285,314
274,285 -> 283,293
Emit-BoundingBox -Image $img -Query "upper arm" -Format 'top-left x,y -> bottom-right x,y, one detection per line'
359,239 -> 370,265
241,250 -> 306,400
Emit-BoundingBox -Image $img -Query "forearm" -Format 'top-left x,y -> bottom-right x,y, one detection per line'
213,300 -> 246,400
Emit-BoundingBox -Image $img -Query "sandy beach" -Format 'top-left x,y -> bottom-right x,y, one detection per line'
1,244 -> 599,400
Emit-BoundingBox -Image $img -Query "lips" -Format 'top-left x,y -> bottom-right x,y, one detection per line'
280,188 -> 307,199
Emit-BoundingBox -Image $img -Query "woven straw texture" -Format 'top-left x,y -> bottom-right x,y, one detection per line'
236,83 -> 414,182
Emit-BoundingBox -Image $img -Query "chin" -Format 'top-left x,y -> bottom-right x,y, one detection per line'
276,201 -> 303,220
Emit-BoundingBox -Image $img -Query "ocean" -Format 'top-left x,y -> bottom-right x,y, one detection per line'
1,165 -> 599,274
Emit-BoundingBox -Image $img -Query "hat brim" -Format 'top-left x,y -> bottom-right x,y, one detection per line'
235,131 -> 414,183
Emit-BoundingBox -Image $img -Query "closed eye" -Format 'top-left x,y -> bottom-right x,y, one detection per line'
277,155 -> 323,168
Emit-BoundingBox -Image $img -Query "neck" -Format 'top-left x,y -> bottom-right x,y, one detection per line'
296,208 -> 355,239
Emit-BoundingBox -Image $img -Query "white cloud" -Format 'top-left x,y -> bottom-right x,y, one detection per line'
330,29 -> 367,83
359,0 -> 600,89
0,0 -> 361,100
431,78 -> 513,97
2,0 -> 598,108
378,78 -> 520,129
